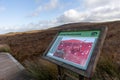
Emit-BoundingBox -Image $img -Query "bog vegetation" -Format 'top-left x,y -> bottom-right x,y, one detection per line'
0,21 -> 120,80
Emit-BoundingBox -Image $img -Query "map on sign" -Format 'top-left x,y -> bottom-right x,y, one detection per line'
46,31 -> 100,70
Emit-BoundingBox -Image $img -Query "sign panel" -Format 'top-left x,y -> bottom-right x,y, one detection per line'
43,26 -> 107,78
46,31 -> 100,70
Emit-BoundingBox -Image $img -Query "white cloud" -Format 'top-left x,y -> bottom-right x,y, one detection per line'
56,9 -> 86,23
44,0 -> 58,10
84,0 -> 118,9
0,20 -> 57,34
31,0 -> 58,16
84,0 -> 110,8
6,0 -> 119,34
55,0 -> 120,23
1,0 -> 120,34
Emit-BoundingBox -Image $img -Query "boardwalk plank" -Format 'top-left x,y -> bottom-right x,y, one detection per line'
0,52 -> 25,80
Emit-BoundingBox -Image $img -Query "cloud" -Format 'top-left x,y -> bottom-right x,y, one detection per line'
0,20 -> 57,34
84,0 -> 110,8
1,0 -> 120,34
56,9 -> 85,23
84,0 -> 118,9
55,0 -> 120,24
13,0 -> 120,34
24,20 -> 56,30
44,0 -> 58,10
31,0 -> 58,16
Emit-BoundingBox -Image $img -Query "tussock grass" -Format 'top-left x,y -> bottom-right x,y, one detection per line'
93,54 -> 120,80
0,44 -> 11,52
23,55 -> 120,80
24,58 -> 57,80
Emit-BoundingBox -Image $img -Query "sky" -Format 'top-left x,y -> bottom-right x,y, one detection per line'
0,0 -> 120,34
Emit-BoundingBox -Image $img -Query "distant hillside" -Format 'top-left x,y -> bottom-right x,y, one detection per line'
0,21 -> 119,66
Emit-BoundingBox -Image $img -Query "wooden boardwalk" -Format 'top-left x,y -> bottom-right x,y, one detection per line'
0,52 -> 25,80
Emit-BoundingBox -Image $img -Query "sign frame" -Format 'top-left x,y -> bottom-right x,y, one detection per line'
43,26 -> 107,78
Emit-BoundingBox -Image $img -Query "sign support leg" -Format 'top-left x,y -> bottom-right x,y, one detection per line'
58,66 -> 62,80
85,78 -> 92,80
79,75 -> 84,80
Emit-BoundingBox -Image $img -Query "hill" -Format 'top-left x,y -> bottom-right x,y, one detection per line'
0,21 -> 119,65
0,21 -> 120,79
0,21 -> 120,80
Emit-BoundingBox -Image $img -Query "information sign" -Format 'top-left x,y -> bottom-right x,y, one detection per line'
43,26 -> 107,78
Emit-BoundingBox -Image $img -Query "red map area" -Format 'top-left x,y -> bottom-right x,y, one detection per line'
53,39 -> 93,66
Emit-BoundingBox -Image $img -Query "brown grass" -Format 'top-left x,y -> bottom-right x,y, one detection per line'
0,44 -> 11,52
0,21 -> 120,79
24,58 -> 57,80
